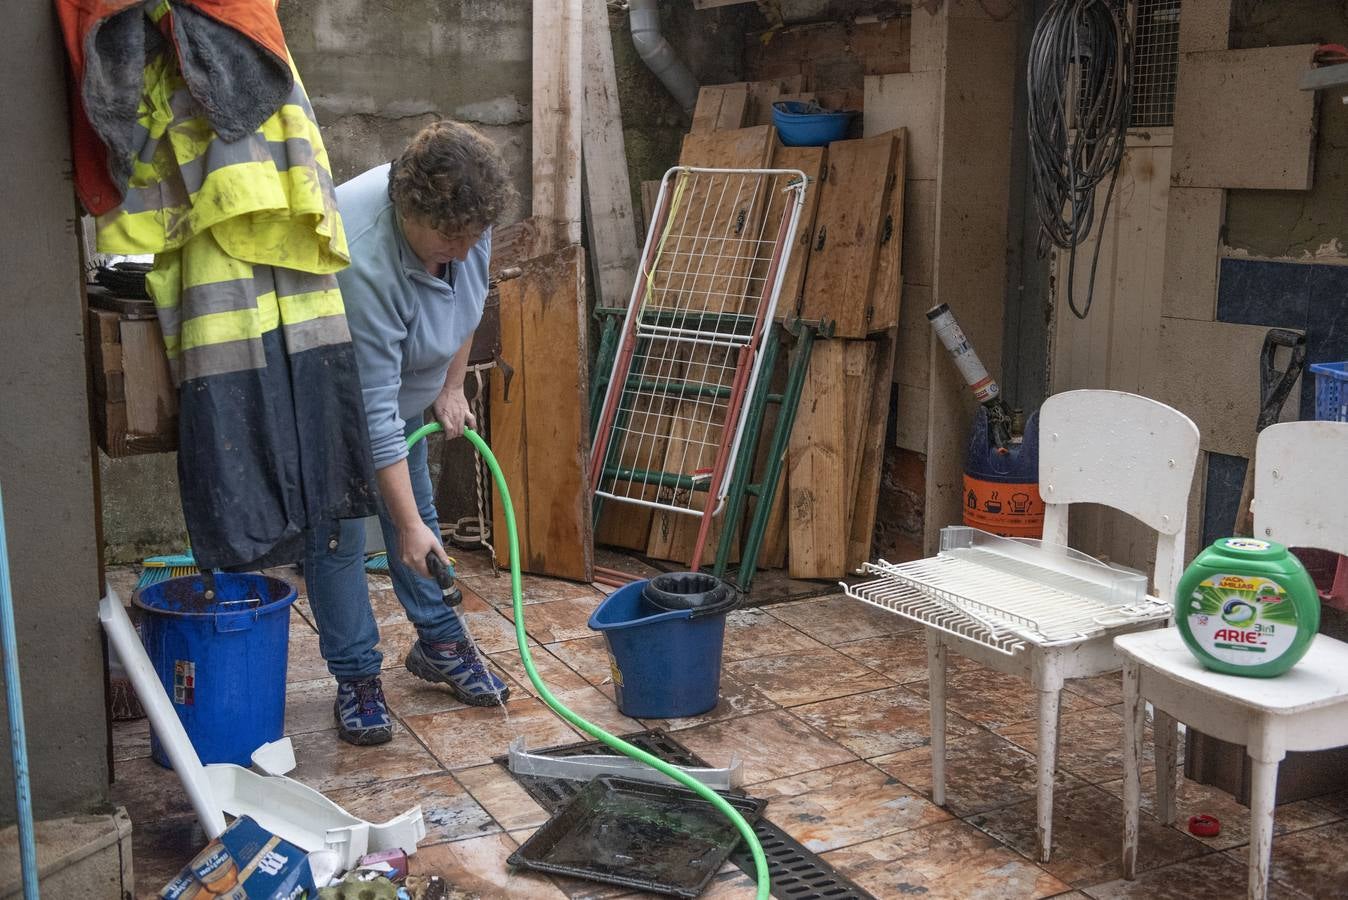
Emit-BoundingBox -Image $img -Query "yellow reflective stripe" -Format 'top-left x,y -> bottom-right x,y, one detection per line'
179,293 -> 280,352
277,288 -> 345,325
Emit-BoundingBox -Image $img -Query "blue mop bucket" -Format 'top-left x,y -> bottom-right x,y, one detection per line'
588,574 -> 737,719
135,573 -> 297,767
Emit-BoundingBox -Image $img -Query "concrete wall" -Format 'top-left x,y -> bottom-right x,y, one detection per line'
0,7 -> 110,822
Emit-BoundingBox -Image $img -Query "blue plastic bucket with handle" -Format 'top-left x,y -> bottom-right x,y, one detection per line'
135,573 -> 297,767
588,576 -> 736,719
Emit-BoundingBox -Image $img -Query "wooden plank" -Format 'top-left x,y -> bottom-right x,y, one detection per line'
797,133 -> 896,337
639,180 -> 661,244
745,76 -> 804,125
1146,317 -> 1303,458
745,20 -> 911,90
120,319 -> 176,437
842,341 -> 878,524
491,245 -> 593,580
787,340 -> 848,579
1161,187 -> 1225,322
691,83 -> 749,134
848,330 -> 897,572
532,0 -> 583,246
491,262 -> 531,569
1178,0 -> 1230,52
869,130 -> 907,333
581,0 -> 639,311
491,216 -> 547,271
766,144 -> 826,321
1171,46 -> 1318,191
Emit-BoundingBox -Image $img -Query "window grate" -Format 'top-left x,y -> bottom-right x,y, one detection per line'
1132,0 -> 1181,127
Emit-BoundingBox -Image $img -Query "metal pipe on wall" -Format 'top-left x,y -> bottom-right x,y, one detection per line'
629,0 -> 699,112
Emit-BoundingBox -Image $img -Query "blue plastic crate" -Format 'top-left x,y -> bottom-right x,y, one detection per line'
1311,361 -> 1348,422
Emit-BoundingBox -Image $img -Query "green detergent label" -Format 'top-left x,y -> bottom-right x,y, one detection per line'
1186,572 -> 1300,667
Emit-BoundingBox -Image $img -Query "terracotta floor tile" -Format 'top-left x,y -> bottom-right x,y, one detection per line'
381,668 -> 476,718
374,619 -> 422,668
501,595 -> 604,644
407,832 -> 569,899
726,647 -> 891,707
455,763 -> 552,831
678,709 -> 856,785
968,784 -> 1209,887
546,635 -> 615,688
1083,850 -> 1305,899
1312,787 -> 1348,818
640,673 -> 777,732
112,717 -> 151,762
489,645 -> 591,696
834,632 -> 983,684
1231,819 -> 1348,899
873,729 -> 1087,816
287,623 -> 332,683
459,605 -> 527,654
112,755 -> 196,824
999,706 -> 1153,785
469,568 -> 603,608
750,760 -> 951,852
284,677 -> 340,736
403,697 -> 579,770
550,685 -> 644,736
327,772 -> 497,845
764,594 -> 917,646
905,668 -> 1095,731
129,814 -> 211,899
286,724 -> 444,793
1097,771 -> 1340,851
793,687 -> 979,759
1064,672 -> 1124,708
820,819 -> 1071,899
721,608 -> 826,662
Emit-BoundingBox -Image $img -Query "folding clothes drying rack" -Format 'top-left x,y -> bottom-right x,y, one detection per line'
589,166 -> 808,571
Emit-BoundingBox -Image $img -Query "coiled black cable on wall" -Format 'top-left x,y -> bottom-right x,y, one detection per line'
1027,0 -> 1134,320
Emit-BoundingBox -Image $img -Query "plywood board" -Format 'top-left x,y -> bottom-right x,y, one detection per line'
1161,187 -> 1225,322
746,338 -> 791,570
491,245 -> 593,580
842,341 -> 878,524
745,75 -> 804,125
848,330 -> 897,572
863,72 -> 941,179
764,144 -> 826,321
1146,317 -> 1303,458
639,180 -> 661,243
869,131 -> 907,334
788,340 -> 848,579
581,0 -> 639,311
1171,45 -> 1318,191
1178,0 -> 1230,52
691,83 -> 749,134
798,133 -> 896,337
121,319 -> 177,436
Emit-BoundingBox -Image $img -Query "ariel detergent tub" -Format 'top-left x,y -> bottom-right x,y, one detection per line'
1176,538 -> 1320,677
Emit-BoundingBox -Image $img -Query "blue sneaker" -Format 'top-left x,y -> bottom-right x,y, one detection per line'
333,676 -> 393,746
405,639 -> 510,707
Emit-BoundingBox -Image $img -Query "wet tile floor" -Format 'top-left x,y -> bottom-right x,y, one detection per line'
110,554 -> 1348,899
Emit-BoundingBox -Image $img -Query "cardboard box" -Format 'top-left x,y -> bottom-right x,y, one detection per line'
159,817 -> 315,900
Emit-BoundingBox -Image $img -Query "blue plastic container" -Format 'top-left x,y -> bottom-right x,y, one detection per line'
588,580 -> 730,718
1311,361 -> 1348,422
135,573 -> 297,767
771,100 -> 854,147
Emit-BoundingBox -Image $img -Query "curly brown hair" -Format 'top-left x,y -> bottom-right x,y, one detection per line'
387,120 -> 516,234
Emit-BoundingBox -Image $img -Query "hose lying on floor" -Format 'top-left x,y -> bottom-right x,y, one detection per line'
407,422 -> 770,899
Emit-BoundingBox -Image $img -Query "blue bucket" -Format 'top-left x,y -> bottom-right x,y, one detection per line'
588,580 -> 732,719
771,100 -> 855,147
135,573 -> 297,767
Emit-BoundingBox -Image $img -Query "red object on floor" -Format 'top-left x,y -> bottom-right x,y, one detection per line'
1188,814 -> 1222,837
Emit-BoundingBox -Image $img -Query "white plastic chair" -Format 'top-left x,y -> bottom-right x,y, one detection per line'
927,389 -> 1199,862
1119,420 -> 1348,899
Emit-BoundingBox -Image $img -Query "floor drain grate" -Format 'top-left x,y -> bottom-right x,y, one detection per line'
494,730 -> 877,900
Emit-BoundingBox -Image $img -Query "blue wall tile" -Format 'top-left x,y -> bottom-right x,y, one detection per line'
1217,258 -> 1311,329
1202,452 -> 1248,549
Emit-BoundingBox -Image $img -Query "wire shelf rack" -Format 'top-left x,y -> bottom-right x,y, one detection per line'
844,529 -> 1171,655
589,166 -> 808,569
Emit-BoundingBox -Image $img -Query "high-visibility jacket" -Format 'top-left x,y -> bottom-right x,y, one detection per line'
55,0 -> 292,215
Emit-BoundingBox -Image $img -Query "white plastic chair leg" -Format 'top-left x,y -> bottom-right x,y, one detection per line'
1246,751 -> 1282,900
1154,709 -> 1180,826
1036,686 -> 1061,863
1121,661 -> 1144,880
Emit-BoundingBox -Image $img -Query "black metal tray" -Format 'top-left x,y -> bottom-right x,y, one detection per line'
507,774 -> 766,898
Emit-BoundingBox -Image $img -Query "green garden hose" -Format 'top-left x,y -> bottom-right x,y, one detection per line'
407,422 -> 770,899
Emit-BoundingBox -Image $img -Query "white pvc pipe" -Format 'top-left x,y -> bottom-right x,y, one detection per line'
629,0 -> 699,112
99,591 -> 226,837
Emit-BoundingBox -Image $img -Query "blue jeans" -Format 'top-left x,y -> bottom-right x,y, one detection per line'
304,415 -> 465,680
